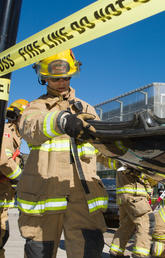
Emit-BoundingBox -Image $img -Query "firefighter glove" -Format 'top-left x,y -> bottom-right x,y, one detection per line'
58,112 -> 96,139
19,155 -> 24,169
10,173 -> 22,189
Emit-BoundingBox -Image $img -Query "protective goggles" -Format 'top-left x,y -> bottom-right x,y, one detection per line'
48,77 -> 71,82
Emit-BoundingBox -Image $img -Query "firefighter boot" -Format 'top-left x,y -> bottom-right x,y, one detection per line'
109,253 -> 130,258
0,248 -> 5,258
132,255 -> 155,258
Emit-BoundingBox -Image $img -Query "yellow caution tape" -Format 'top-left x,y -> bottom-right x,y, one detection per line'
0,0 -> 164,76
0,78 -> 10,101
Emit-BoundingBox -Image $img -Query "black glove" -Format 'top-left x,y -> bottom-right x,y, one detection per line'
19,154 -> 24,169
59,112 -> 96,139
10,173 -> 22,189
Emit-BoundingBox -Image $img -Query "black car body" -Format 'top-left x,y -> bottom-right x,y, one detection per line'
102,178 -> 119,228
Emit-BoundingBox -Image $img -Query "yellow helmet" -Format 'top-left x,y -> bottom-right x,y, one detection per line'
7,99 -> 29,121
7,99 -> 29,114
33,49 -> 80,83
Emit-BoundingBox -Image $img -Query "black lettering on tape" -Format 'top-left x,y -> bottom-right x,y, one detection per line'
2,57 -> 10,69
25,44 -> 34,58
18,48 -> 27,61
79,16 -> 95,29
43,27 -> 73,50
94,8 -> 111,22
55,31 -> 66,42
51,31 -> 66,44
42,37 -> 54,49
18,41 -> 45,61
70,16 -> 95,34
0,54 -> 15,71
134,0 -> 150,2
19,46 -> 32,60
70,21 -> 86,34
6,54 -> 15,67
33,41 -> 45,54
116,0 -> 131,11
94,0 -> 133,22
59,27 -> 74,40
0,59 -> 4,72
0,84 -> 4,93
7,83 -> 10,94
27,43 -> 40,57
105,3 -> 122,16
47,34 -> 58,46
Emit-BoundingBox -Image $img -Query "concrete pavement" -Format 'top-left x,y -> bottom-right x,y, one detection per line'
5,209 -> 132,258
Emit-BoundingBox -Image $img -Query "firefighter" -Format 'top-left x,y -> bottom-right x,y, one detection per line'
109,165 -> 155,258
151,205 -> 165,257
0,99 -> 28,258
17,49 -> 120,258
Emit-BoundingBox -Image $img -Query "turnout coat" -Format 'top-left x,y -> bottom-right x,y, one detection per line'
17,87 -> 117,216
0,123 -> 22,208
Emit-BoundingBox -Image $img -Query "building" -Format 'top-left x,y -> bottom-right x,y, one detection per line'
94,82 -> 165,122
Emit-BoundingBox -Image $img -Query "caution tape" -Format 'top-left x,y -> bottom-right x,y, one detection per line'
0,78 -> 10,101
0,0 -> 164,76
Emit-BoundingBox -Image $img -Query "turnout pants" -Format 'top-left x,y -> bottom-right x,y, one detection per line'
18,187 -> 107,258
151,208 -> 165,257
109,195 -> 154,257
0,208 -> 9,258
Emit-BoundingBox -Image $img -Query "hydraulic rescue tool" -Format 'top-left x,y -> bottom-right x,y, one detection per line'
86,109 -> 165,180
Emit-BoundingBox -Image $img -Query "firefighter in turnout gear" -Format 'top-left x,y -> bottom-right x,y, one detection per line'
17,49 -> 119,258
0,99 -> 28,258
151,205 -> 165,257
109,166 -> 155,258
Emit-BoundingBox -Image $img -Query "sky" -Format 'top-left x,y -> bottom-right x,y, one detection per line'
4,0 -> 165,152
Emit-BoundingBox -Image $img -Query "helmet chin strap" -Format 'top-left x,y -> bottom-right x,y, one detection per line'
38,78 -> 47,85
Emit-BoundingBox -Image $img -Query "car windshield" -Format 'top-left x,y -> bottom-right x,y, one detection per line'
101,178 -> 116,189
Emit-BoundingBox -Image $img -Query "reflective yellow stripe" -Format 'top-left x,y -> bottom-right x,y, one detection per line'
87,197 -> 108,213
17,197 -> 67,214
159,207 -> 165,223
139,173 -> 145,179
115,141 -> 128,153
108,158 -> 117,170
153,234 -> 165,240
29,140 -> 97,157
156,173 -> 165,179
7,165 -> 22,179
116,187 -> 147,196
109,244 -> 124,254
43,111 -> 61,138
77,143 -> 97,156
155,241 -> 164,257
29,139 -> 70,152
146,188 -> 152,194
0,200 -> 15,208
133,246 -> 150,256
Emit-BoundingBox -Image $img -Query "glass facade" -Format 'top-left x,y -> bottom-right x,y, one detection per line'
95,82 -> 165,121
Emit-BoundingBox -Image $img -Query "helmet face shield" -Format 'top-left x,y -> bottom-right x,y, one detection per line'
6,107 -> 20,122
48,60 -> 70,76
34,49 -> 80,82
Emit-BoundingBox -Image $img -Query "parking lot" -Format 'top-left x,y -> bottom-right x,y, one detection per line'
5,208 -> 132,258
